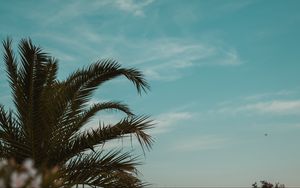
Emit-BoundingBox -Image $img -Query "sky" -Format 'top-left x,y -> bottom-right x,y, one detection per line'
1,0 -> 300,187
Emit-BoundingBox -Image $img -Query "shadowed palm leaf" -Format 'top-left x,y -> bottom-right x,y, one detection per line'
0,38 -> 154,187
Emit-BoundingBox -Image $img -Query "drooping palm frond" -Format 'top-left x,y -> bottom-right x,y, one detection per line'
50,60 -> 149,131
60,150 -> 145,187
0,38 -> 153,187
2,38 -> 18,92
51,101 -> 134,140
51,115 -> 154,165
48,101 -> 135,157
0,105 -> 30,161
64,59 -> 149,95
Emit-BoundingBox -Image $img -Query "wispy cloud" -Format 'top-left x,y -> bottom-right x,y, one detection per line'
171,135 -> 227,152
113,0 -> 154,16
216,99 -> 300,116
36,29 -> 242,82
33,0 -> 154,24
122,38 -> 242,81
243,90 -> 295,101
218,0 -> 254,12
141,40 -> 240,81
240,100 -> 300,115
151,111 -> 194,134
46,48 -> 76,63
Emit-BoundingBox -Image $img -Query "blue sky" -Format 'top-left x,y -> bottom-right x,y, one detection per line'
1,0 -> 300,186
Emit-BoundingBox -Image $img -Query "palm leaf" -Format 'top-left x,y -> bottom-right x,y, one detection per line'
0,38 -> 153,187
60,150 -> 145,188
51,60 -> 149,132
59,116 -> 153,163
50,101 -> 134,147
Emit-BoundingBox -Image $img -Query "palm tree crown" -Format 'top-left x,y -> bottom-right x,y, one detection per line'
0,38 -> 154,187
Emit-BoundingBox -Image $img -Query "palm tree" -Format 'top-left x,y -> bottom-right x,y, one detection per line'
0,38 -> 154,187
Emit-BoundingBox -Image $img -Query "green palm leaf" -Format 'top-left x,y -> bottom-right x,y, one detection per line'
0,38 -> 154,187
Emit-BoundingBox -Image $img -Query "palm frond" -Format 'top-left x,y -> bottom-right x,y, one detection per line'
1,38 -> 153,187
48,60 -> 150,154
63,59 -> 149,109
43,58 -> 58,88
0,105 -> 31,162
60,150 -> 145,188
50,101 -> 134,148
56,116 -> 154,163
2,38 -> 18,92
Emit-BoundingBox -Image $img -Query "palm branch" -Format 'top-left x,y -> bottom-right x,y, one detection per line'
0,38 -> 154,187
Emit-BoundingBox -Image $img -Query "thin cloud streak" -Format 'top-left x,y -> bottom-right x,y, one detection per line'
216,99 -> 300,116
150,111 -> 194,134
171,135 -> 227,152
242,100 -> 300,114
34,0 -> 154,24
130,39 -> 241,81
243,90 -> 296,101
36,30 -> 242,82
114,0 -> 155,16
